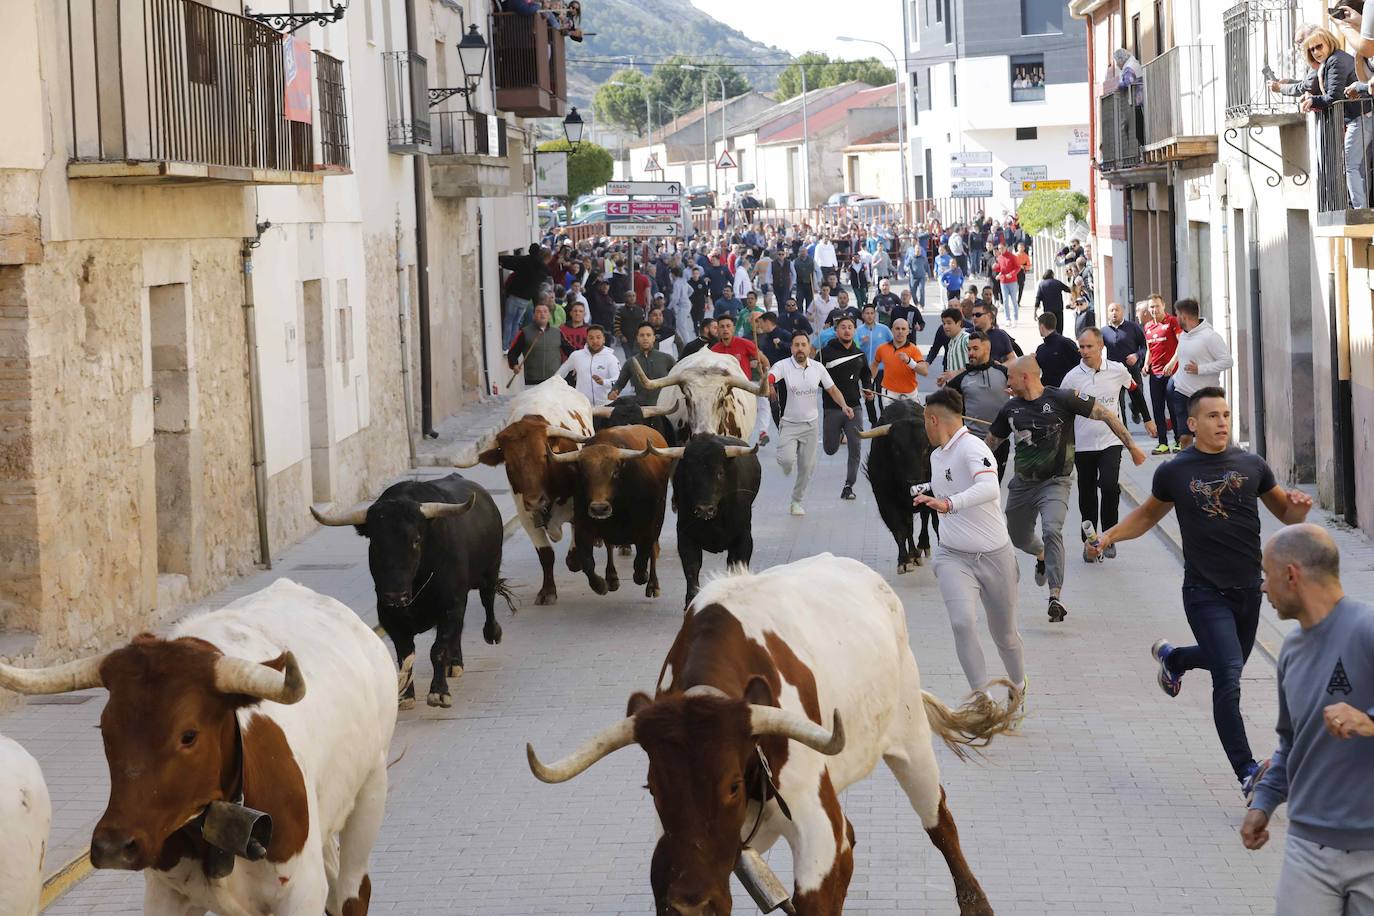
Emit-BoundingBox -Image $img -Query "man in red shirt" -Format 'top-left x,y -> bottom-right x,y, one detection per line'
711,314 -> 773,444
633,267 -> 653,307
1144,294 -> 1183,454
994,244 -> 1021,319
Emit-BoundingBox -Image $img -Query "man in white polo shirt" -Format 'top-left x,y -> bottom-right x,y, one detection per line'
914,387 -> 1028,707
768,328 -> 853,516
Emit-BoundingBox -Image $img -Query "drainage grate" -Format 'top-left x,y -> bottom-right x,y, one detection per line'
27,695 -> 92,705
291,563 -> 354,571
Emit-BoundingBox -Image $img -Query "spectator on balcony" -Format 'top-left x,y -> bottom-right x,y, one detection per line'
1268,23 -> 1320,98
1328,1 -> 1371,60
1299,27 -> 1373,208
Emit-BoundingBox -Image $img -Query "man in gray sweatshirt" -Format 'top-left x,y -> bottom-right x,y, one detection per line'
1243,524 -> 1374,914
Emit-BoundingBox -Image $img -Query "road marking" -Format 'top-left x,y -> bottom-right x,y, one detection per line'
40,852 -> 92,911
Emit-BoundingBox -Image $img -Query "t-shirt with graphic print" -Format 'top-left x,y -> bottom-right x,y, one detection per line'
1151,446 -> 1277,589
989,387 -> 1096,482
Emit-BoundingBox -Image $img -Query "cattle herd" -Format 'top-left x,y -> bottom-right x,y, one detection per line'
0,353 -> 1019,916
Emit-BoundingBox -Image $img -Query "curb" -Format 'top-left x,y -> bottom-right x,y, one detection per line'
40,852 -> 92,911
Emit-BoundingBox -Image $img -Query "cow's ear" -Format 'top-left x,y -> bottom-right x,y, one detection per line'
743,675 -> 777,709
478,447 -> 504,466
626,691 -> 653,717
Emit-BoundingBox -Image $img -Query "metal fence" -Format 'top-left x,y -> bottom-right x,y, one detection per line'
492,12 -> 565,102
1223,0 -> 1304,124
1099,89 -> 1143,171
686,197 -> 991,232
315,51 -> 350,170
433,111 -> 511,156
383,50 -> 430,153
1144,44 -> 1217,147
1316,99 -> 1374,213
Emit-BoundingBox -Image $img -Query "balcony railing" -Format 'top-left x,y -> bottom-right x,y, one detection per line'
63,0 -> 336,181
384,51 -> 431,153
314,51 -> 350,170
1099,89 -> 1143,172
1224,1 -> 1306,125
1143,44 -> 1219,161
492,12 -> 567,118
1315,99 -> 1374,232
434,112 -> 510,157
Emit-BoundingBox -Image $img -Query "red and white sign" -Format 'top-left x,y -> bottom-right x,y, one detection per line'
644,153 -> 663,172
607,200 -> 682,218
283,36 -> 313,124
715,149 -> 737,170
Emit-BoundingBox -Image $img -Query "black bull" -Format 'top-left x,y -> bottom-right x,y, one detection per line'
863,400 -> 941,574
311,473 -> 514,709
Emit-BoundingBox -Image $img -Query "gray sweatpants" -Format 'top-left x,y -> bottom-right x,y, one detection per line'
776,419 -> 819,503
822,408 -> 862,487
933,542 -> 1026,692
1005,474 -> 1073,592
1276,834 -> 1374,915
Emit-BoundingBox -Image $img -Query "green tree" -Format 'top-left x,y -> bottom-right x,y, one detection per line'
1016,190 -> 1089,236
538,140 -> 614,221
649,55 -> 750,116
776,53 -> 895,100
593,69 -> 651,137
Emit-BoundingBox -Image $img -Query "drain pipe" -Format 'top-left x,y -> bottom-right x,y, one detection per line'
1215,163 -> 1235,402
396,213 -> 418,465
405,0 -> 436,438
240,221 -> 273,569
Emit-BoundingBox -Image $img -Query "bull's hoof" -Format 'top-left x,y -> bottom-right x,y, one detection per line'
913,555 -> 924,567
535,589 -> 557,606
633,569 -> 648,585
398,696 -> 416,711
606,576 -> 620,592
646,583 -> 661,598
427,692 -> 453,709
897,562 -> 911,575
484,621 -> 503,645
589,576 -> 609,596
958,894 -> 994,916
446,664 -> 464,679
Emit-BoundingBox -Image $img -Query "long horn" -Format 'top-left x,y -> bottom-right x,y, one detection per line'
419,494 -> 476,519
451,432 -> 494,469
724,374 -> 768,396
310,503 -> 372,527
647,444 -> 687,459
591,405 -> 614,418
548,445 -> 582,464
526,717 -> 636,783
750,706 -> 845,756
857,424 -> 892,440
0,655 -> 105,695
617,447 -> 652,460
630,359 -> 676,391
639,404 -> 675,418
723,443 -> 760,459
213,651 -> 307,705
545,428 -> 590,443
685,684 -> 730,699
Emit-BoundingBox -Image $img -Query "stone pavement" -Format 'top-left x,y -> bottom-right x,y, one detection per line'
12,288 -> 1357,915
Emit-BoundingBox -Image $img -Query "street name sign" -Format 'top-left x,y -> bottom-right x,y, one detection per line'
1020,179 -> 1072,192
608,221 -> 679,237
951,165 -> 993,179
949,150 -> 993,164
607,200 -> 682,218
951,180 -> 993,198
606,180 -> 682,196
1001,165 -> 1047,183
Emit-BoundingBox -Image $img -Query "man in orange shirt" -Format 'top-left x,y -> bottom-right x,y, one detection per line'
871,318 -> 929,403
1014,243 -> 1033,310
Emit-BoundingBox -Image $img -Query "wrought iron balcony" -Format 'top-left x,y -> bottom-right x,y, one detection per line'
384,51 -> 432,154
1099,90 -> 1143,173
1223,1 -> 1307,127
315,51 -> 351,171
63,0 -> 347,184
431,112 -> 516,198
1143,45 -> 1220,163
1315,99 -> 1374,236
492,12 -> 567,119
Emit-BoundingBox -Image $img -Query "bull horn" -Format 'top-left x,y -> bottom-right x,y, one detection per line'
526,716 -> 636,783
213,651 -> 307,705
548,445 -> 582,464
419,494 -> 476,519
630,359 -> 677,392
545,428 -> 590,443
638,404 -> 675,418
647,444 -> 687,460
724,374 -> 768,396
857,424 -> 892,440
0,655 -> 105,695
617,447 -> 652,460
591,405 -> 614,418
310,503 -> 372,527
685,685 -> 730,700
723,443 -> 760,459
451,433 -> 494,469
750,706 -> 845,756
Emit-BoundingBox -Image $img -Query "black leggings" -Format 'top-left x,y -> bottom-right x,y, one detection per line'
1149,372 -> 1184,446
1074,445 -> 1122,537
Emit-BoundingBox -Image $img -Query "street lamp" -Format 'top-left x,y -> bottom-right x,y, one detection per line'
427,24 -> 489,110
683,65 -> 728,200
245,0 -> 348,33
562,108 -> 585,151
837,36 -> 910,217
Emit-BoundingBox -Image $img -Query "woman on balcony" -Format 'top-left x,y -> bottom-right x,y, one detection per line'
1299,27 -> 1373,208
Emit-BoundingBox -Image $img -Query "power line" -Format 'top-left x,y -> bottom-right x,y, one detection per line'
567,54 -> 894,70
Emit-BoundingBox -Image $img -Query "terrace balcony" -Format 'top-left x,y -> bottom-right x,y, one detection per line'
492,12 -> 567,119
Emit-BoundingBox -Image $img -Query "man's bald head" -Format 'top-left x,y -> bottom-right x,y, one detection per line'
1007,356 -> 1041,398
1266,524 -> 1340,582
1262,523 -> 1343,621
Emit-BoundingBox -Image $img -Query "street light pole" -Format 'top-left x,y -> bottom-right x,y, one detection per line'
684,65 -> 728,201
838,36 -> 909,218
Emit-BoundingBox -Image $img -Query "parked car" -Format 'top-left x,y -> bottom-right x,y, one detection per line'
687,185 -> 715,210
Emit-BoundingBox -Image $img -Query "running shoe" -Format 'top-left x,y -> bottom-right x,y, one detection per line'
1034,558 -> 1047,586
1150,639 -> 1183,697
1170,444 -> 1182,453
1242,758 -> 1271,803
758,432 -> 770,446
789,501 -> 806,516
1047,597 -> 1067,622
840,485 -> 856,501
1082,543 -> 1098,564
1012,676 -> 1029,729
1104,544 -> 1117,559
1152,443 -> 1171,455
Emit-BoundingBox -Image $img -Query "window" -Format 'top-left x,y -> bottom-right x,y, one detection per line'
1021,0 -> 1063,35
934,0 -> 941,23
1131,13 -> 1141,59
910,71 -> 919,124
1010,54 -> 1046,102
944,0 -> 953,43
908,0 -> 920,44
951,67 -> 958,107
921,67 -> 932,111
1153,0 -> 1164,55
1015,127 -> 1038,140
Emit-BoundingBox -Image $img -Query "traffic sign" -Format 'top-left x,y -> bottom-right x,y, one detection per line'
608,221 -> 680,238
950,150 -> 992,164
1001,165 -> 1047,183
644,153 -> 663,172
716,149 -> 737,170
1020,179 -> 1072,192
951,165 -> 993,179
951,180 -> 993,198
606,180 -> 682,196
607,200 -> 682,218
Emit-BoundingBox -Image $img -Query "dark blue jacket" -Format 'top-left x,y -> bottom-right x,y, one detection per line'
1102,319 -> 1148,368
1036,332 -> 1081,387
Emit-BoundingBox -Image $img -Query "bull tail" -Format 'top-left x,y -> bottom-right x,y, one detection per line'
920,678 -> 1022,761
494,578 -> 519,614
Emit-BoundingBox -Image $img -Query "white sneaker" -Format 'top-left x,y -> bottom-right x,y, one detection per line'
789,501 -> 806,516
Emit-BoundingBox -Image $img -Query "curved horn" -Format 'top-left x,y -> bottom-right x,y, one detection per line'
310,503 -> 372,527
638,404 -> 675,418
857,424 -> 892,440
750,706 -> 846,756
685,684 -> 730,700
451,432 -> 495,469
545,428 -> 590,443
617,447 -> 652,460
724,374 -> 769,396
630,359 -> 677,392
213,651 -> 306,705
591,405 -> 614,418
723,443 -> 760,459
419,494 -> 476,520
647,444 -> 687,460
0,655 -> 105,695
526,716 -> 636,783
548,445 -> 582,464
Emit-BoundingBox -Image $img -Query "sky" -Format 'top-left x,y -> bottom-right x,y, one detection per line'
689,0 -> 906,64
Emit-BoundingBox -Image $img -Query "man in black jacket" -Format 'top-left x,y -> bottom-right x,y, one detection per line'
819,314 -> 875,500
1101,300 -> 1153,425
499,243 -> 549,347
680,317 -> 718,358
1034,312 -> 1080,387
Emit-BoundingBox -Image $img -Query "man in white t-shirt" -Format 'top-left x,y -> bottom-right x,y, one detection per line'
914,387 -> 1027,706
767,328 -> 853,516
556,324 -> 620,405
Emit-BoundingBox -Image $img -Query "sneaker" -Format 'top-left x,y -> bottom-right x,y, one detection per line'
758,432 -> 770,446
1152,443 -> 1171,455
789,501 -> 806,516
1082,542 -> 1099,564
1170,444 -> 1182,453
1034,558 -> 1047,586
1150,639 -> 1183,698
1047,597 -> 1067,622
840,485 -> 856,501
1012,676 -> 1029,728
1241,758 -> 1271,802
1104,544 -> 1117,559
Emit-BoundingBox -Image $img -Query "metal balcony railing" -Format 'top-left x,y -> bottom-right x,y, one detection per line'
434,112 -> 512,156
63,0 -> 317,173
1099,89 -> 1142,172
383,51 -> 431,153
1144,44 -> 1217,148
314,51 -> 350,170
492,11 -> 567,117
1316,99 -> 1374,214
1223,1 -> 1306,124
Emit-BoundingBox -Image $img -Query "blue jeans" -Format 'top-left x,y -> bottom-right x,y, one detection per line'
1000,282 -> 1020,320
502,295 -> 531,349
909,267 -> 927,306
1165,377 -> 1192,438
1344,113 -> 1373,209
1166,586 -> 1261,779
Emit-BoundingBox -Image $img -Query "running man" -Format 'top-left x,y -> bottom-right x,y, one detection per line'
871,318 -> 928,402
819,313 -> 875,501
1090,388 -> 1314,796
767,329 -> 853,516
988,355 -> 1145,622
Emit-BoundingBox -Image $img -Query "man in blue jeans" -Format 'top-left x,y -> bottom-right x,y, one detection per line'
1091,387 -> 1314,797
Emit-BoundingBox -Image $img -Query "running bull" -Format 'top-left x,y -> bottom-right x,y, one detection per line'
527,553 -> 1017,915
863,399 -> 942,573
631,349 -> 767,441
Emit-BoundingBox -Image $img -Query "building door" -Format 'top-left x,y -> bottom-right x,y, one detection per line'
1231,209 -> 1252,446
149,283 -> 194,582
303,279 -> 334,502
1287,209 -> 1317,482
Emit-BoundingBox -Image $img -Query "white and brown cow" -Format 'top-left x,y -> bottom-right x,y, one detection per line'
527,553 -> 1017,916
0,734 -> 49,916
631,349 -> 766,442
0,579 -> 396,916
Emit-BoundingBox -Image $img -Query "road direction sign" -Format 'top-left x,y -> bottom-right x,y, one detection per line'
951,165 -> 993,179
1001,165 -> 1047,183
608,221 -> 680,238
1020,179 -> 1072,192
606,180 -> 681,196
607,200 -> 682,218
951,181 -> 993,198
716,149 -> 737,169
950,150 -> 992,164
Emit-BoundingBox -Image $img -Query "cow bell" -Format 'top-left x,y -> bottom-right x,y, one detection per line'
201,801 -> 274,862
734,846 -> 795,914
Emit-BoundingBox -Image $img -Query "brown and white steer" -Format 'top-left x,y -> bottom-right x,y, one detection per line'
455,376 -> 595,605
0,579 -> 396,916
631,349 -> 767,441
527,553 -> 1016,916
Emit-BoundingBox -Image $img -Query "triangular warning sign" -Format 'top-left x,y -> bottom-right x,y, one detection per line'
1328,657 -> 1353,696
716,149 -> 737,170
645,153 -> 662,172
